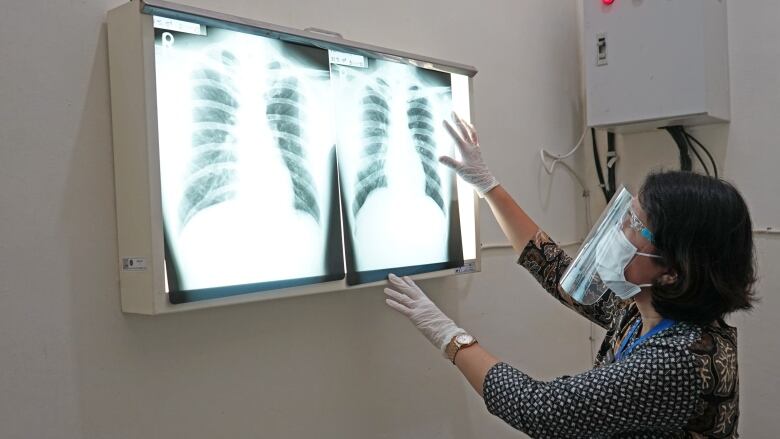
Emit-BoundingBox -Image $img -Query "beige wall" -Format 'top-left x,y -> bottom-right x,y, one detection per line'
0,1 -> 588,438
1,0 -> 777,438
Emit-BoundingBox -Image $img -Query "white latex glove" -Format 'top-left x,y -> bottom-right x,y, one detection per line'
384,273 -> 464,353
440,112 -> 499,196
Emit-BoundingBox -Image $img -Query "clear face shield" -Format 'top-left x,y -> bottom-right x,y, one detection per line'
559,187 -> 662,305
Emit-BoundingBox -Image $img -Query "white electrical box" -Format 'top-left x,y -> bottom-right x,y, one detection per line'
583,0 -> 729,132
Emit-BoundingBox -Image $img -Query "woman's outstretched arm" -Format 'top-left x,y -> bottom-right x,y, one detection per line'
483,185 -> 539,253
453,343 -> 499,396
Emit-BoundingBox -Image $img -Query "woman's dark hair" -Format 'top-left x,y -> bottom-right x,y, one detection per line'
639,170 -> 757,325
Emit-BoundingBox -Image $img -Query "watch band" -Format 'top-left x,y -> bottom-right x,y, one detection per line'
445,333 -> 477,364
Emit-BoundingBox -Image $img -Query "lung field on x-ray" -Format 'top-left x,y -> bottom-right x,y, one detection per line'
407,85 -> 444,211
266,61 -> 321,223
179,49 -> 241,227
353,77 -> 391,217
346,67 -> 450,219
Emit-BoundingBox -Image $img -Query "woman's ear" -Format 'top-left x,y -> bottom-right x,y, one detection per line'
658,271 -> 678,286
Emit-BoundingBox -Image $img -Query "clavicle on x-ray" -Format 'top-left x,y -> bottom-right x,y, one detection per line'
153,19 -> 467,302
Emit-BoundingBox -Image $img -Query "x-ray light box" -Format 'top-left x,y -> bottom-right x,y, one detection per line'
107,0 -> 480,314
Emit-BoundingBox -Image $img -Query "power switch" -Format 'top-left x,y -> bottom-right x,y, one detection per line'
596,33 -> 608,66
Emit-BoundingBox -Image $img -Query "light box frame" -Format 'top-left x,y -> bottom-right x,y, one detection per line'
107,0 -> 480,314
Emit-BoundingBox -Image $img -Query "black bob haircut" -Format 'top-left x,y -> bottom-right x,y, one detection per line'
639,171 -> 758,325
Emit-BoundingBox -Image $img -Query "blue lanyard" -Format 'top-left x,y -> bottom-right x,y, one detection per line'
615,318 -> 677,362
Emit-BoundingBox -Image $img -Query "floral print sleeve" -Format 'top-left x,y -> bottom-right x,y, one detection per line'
518,229 -> 626,328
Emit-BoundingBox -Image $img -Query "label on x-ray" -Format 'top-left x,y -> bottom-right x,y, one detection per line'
455,261 -> 477,274
122,257 -> 148,272
329,51 -> 368,68
153,16 -> 207,36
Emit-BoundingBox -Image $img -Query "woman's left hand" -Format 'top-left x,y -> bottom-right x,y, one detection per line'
384,273 -> 464,352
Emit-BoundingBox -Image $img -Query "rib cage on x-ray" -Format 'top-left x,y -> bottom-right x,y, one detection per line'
350,74 -> 448,218
353,78 -> 391,217
265,61 -> 321,223
406,85 -> 445,211
179,49 -> 241,226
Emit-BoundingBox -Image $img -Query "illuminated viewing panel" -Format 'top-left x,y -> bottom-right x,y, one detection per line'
155,25 -> 346,303
331,59 -> 463,285
145,10 -> 475,305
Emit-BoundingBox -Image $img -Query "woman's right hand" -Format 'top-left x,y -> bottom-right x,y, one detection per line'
440,112 -> 500,196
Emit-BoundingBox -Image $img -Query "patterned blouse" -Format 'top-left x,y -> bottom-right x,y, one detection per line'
481,230 -> 739,438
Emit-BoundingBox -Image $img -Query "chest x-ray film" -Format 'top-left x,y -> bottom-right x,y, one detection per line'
332,60 -> 463,285
151,13 -> 473,303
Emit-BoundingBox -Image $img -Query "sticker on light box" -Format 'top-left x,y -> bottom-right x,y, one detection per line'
455,261 -> 477,274
122,257 -> 148,272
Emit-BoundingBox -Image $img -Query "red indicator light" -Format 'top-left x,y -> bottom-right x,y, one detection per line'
603,0 -> 614,4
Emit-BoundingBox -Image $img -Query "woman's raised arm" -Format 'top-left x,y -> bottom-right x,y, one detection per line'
441,114 -> 621,328
441,114 -> 540,252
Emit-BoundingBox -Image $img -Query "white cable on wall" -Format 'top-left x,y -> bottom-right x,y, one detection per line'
535,125 -> 593,244
540,129 -> 592,203
540,127 -> 588,171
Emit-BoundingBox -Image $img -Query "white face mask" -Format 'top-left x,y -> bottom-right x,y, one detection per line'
560,187 -> 665,305
595,224 -> 663,300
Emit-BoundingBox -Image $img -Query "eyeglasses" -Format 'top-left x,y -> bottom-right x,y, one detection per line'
622,207 -> 655,245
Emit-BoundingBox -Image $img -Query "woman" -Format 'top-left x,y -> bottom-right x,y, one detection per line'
384,114 -> 757,438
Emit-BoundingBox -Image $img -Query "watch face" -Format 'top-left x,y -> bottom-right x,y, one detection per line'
456,334 -> 474,345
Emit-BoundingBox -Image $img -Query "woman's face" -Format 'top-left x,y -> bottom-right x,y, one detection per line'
623,197 -> 668,287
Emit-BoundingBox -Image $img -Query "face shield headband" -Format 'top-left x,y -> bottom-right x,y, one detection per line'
559,187 -> 662,305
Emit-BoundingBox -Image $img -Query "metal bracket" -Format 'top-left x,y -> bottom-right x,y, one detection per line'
304,27 -> 343,39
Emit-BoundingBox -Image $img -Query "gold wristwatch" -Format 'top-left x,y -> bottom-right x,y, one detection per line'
445,333 -> 477,364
